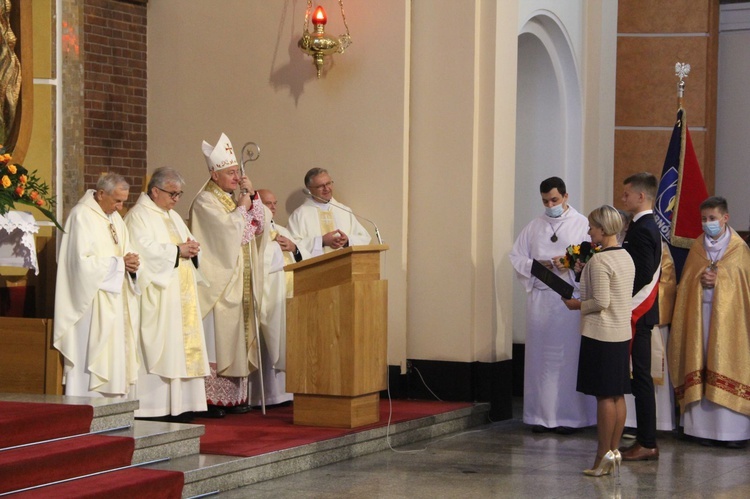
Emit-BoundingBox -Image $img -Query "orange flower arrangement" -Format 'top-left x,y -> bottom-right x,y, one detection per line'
0,144 -> 63,230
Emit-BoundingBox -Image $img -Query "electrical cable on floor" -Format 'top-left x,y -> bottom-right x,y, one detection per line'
384,364 -> 426,454
384,363 -> 498,454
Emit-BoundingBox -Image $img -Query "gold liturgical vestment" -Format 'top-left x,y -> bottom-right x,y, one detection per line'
668,229 -> 750,417
189,181 -> 266,378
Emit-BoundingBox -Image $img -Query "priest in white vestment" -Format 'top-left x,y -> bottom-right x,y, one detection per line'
288,168 -> 371,257
54,173 -> 140,398
125,167 -> 210,421
249,189 -> 311,407
189,133 -> 266,416
509,176 -> 597,432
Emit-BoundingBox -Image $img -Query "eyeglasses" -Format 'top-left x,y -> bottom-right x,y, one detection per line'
310,181 -> 334,190
156,186 -> 184,200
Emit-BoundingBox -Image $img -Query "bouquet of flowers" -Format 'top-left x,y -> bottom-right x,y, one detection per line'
0,144 -> 63,230
559,241 -> 601,281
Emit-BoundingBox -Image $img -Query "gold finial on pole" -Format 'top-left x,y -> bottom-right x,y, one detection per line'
675,62 -> 691,109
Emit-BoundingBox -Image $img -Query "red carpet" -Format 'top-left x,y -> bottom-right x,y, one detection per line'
10,468 -> 184,499
0,401 -> 93,448
0,434 -> 135,494
198,399 -> 473,457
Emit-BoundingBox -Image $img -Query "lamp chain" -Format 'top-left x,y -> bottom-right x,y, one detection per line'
337,0 -> 352,52
303,0 -> 313,34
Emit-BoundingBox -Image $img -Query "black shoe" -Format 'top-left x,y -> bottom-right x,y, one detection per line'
171,412 -> 195,424
554,426 -> 577,435
195,406 -> 226,419
225,404 -> 251,414
725,440 -> 748,449
531,425 -> 552,434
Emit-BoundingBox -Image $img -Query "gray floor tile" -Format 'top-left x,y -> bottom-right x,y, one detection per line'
215,399 -> 749,498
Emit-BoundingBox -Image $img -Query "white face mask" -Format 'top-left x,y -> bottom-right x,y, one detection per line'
545,204 -> 564,218
702,220 -> 722,238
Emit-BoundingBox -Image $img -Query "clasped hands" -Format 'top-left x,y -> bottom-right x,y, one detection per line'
179,238 -> 201,259
123,252 -> 140,273
322,230 -> 348,249
274,234 -> 297,253
701,268 -> 717,289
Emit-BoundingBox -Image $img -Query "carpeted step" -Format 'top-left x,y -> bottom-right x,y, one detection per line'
0,401 -> 93,448
0,434 -> 134,494
8,467 -> 184,499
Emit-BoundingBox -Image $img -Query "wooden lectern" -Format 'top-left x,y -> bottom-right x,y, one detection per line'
285,244 -> 388,428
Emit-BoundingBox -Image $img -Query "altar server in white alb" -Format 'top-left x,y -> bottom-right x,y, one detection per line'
54,173 -> 140,398
125,167 -> 209,421
509,176 -> 596,433
189,133 -> 266,416
248,189 -> 310,407
288,168 -> 371,257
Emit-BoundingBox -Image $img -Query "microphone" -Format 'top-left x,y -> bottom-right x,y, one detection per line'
303,188 -> 383,244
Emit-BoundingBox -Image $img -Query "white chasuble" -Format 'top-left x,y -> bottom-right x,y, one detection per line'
249,209 -> 311,406
287,197 -> 371,257
125,193 -> 209,416
54,190 -> 140,397
189,181 -> 265,384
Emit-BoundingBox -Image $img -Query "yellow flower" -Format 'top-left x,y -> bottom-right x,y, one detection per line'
1,153 -> 11,162
1,175 -> 11,188
7,163 -> 16,174
573,245 -> 580,255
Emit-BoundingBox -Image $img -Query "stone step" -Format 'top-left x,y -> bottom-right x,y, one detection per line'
1,393 -> 489,498
145,403 -> 489,498
107,419 -> 205,464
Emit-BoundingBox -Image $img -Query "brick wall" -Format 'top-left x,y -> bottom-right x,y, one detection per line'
83,0 -> 147,206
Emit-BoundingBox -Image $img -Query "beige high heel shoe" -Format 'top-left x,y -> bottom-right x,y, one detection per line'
583,450 -> 616,477
612,449 -> 622,483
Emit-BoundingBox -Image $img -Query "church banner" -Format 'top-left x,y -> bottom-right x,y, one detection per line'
654,108 -> 708,249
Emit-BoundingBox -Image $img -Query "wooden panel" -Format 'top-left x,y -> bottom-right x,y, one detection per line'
293,393 -> 380,428
618,0 -> 712,33
616,36 -> 709,127
288,245 -> 387,296
286,280 -> 387,397
0,318 -> 47,393
613,129 -> 709,210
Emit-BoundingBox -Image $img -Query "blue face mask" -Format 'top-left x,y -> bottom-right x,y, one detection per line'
545,204 -> 564,218
702,220 -> 722,238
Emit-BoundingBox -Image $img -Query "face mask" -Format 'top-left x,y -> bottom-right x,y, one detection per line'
545,204 -> 564,218
702,220 -> 722,238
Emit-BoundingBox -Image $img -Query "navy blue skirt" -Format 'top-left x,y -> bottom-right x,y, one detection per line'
576,335 -> 632,397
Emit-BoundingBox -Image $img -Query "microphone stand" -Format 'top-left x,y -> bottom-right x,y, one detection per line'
303,189 -> 383,244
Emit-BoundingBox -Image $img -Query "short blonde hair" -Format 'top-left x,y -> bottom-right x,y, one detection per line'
588,205 -> 623,236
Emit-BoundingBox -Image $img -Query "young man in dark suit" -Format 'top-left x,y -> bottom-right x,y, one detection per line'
619,172 -> 662,461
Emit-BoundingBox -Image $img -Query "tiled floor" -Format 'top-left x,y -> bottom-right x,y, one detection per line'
217,399 -> 749,498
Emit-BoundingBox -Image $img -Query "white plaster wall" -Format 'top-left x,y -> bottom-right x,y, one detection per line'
147,0 -> 410,367
717,3 -> 750,231
510,0 -> 617,343
146,0 -> 617,367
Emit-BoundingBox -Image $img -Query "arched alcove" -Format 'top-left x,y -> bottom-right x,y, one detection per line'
512,12 -> 583,343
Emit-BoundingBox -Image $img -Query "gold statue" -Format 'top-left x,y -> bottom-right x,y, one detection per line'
1,0 -> 22,147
